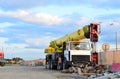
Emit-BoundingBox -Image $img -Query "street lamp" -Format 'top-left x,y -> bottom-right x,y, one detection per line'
110,23 -> 118,51
116,31 -> 118,51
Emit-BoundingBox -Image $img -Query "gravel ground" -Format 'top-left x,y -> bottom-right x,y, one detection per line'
0,65 -> 77,79
0,66 -> 59,79
3,65 -> 118,79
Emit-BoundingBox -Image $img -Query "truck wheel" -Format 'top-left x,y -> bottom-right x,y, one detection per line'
48,61 -> 51,69
45,62 -> 49,69
57,63 -> 62,70
63,62 -> 66,70
51,62 -> 54,69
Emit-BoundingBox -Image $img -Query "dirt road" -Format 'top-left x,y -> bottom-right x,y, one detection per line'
0,66 -> 83,79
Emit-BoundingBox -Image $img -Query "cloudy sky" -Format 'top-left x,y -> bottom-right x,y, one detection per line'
0,0 -> 120,60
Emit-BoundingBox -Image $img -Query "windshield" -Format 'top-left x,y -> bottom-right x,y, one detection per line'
70,42 -> 90,50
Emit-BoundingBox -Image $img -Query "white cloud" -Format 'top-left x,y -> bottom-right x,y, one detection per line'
0,10 -> 66,26
5,46 -> 43,54
3,43 -> 29,54
0,22 -> 15,28
6,43 -> 28,49
11,10 -> 29,18
0,37 -> 8,44
76,17 -> 90,26
0,37 -> 29,54
0,29 -> 4,33
3,43 -> 45,60
35,13 -> 64,25
25,38 -> 43,47
0,37 -> 9,51
25,36 -> 56,47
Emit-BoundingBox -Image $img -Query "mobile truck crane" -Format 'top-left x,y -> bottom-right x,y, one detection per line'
45,23 -> 99,70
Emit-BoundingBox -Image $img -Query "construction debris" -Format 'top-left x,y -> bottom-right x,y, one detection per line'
62,67 -> 120,79
61,62 -> 107,78
88,72 -> 120,79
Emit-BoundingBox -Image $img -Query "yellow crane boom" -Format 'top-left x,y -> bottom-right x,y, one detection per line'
45,25 -> 90,54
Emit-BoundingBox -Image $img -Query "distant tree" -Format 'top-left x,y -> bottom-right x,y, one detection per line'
5,59 -> 11,61
5,59 -> 12,64
12,57 -> 24,62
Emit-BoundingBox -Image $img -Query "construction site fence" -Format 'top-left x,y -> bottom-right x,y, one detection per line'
98,50 -> 120,65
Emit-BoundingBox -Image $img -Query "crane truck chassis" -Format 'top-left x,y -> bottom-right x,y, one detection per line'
45,23 -> 99,70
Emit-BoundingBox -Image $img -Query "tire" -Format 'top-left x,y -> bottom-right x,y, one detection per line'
63,62 -> 66,70
45,62 -> 49,69
57,63 -> 62,70
51,61 -> 57,70
63,58 -> 67,70
50,61 -> 54,69
48,61 -> 51,69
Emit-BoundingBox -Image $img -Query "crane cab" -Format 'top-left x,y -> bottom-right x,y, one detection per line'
63,41 -> 91,69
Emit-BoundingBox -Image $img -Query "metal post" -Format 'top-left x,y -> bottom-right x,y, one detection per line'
91,42 -> 97,53
110,23 -> 118,51
116,31 -> 118,51
93,42 -> 96,52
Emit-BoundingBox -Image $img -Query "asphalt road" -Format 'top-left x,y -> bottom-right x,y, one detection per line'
0,65 -> 77,79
